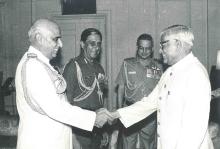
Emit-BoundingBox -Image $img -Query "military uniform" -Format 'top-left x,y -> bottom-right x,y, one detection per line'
116,57 -> 162,149
63,54 -> 106,149
15,46 -> 96,149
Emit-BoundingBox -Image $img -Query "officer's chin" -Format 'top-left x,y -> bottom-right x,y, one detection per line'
90,53 -> 99,59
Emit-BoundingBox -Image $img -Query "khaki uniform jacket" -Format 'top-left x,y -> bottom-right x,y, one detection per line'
116,57 -> 162,104
15,46 -> 96,149
118,53 -> 214,149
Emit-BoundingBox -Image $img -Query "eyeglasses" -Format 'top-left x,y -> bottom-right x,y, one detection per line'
86,41 -> 102,48
160,39 -> 178,49
160,40 -> 171,48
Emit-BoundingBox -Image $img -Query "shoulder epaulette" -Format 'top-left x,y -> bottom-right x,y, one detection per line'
124,57 -> 137,63
27,53 -> 37,58
67,58 -> 75,64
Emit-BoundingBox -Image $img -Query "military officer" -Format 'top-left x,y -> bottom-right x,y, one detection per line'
63,28 -> 108,149
115,33 -> 162,149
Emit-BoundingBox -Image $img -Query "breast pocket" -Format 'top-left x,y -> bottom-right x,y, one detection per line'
127,71 -> 137,86
164,87 -> 184,117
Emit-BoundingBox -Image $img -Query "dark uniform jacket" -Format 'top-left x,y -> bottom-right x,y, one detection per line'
116,57 -> 162,105
63,54 -> 105,111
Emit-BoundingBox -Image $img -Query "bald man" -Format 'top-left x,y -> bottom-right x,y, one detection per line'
15,19 -> 111,149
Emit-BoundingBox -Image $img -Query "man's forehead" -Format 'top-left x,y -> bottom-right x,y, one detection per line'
161,34 -> 174,41
138,40 -> 152,46
38,25 -> 60,36
86,34 -> 101,41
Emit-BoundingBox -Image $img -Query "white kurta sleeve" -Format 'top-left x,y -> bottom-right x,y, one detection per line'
175,68 -> 211,149
26,59 -> 96,131
117,84 -> 158,128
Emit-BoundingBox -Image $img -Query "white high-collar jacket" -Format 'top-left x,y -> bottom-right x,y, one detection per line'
118,52 -> 214,149
15,46 -> 96,149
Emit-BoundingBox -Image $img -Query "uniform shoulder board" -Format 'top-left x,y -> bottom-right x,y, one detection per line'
27,53 -> 37,58
63,58 -> 74,70
66,58 -> 74,64
124,57 -> 136,63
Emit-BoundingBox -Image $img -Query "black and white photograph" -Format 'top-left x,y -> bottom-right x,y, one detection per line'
0,0 -> 220,149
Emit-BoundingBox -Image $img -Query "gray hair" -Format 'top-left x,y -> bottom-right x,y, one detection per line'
28,19 -> 57,44
161,25 -> 194,47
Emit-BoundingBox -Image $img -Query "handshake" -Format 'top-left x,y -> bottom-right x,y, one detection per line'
212,88 -> 220,98
94,108 -> 120,128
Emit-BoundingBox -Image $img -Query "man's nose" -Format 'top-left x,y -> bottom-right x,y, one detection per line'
58,39 -> 63,48
159,48 -> 163,54
93,45 -> 100,51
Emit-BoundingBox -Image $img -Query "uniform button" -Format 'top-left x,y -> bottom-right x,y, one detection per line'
158,109 -> 160,113
168,91 -> 171,95
157,133 -> 160,137
159,97 -> 162,100
170,72 -> 173,76
164,84 -> 166,88
158,122 -> 160,125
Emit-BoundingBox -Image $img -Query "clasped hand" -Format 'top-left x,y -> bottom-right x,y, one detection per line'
212,88 -> 220,98
94,108 -> 119,128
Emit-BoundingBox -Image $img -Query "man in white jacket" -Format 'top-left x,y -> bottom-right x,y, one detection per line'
15,19 -> 111,149
111,25 -> 214,149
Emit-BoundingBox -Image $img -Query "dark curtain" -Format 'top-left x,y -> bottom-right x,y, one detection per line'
210,65 -> 220,124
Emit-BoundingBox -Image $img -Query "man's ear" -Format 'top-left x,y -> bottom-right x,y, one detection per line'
176,39 -> 182,49
80,41 -> 85,49
35,33 -> 43,45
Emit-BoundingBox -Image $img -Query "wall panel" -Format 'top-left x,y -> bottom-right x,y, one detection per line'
1,0 -> 219,112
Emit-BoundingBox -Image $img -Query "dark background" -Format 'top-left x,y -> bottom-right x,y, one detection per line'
62,0 -> 96,15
